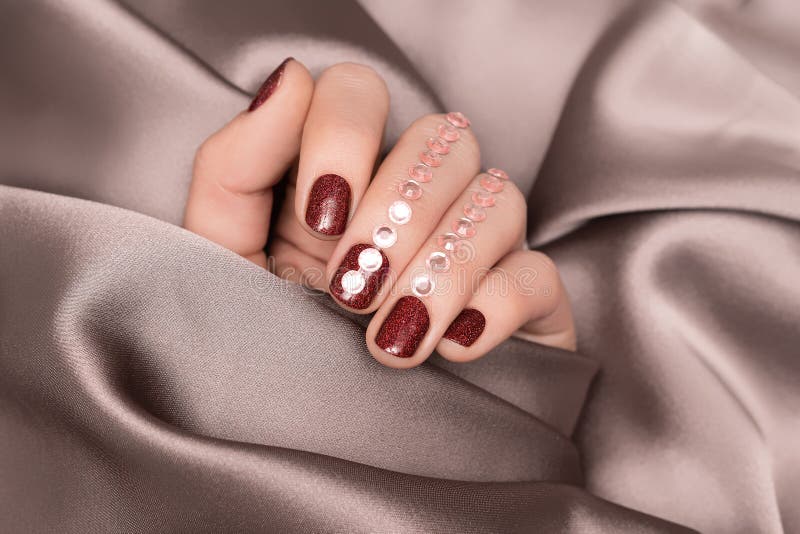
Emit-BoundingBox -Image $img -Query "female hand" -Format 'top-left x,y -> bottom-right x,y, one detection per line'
184,58 -> 576,368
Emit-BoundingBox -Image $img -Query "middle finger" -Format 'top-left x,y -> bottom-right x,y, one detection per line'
327,112 -> 480,312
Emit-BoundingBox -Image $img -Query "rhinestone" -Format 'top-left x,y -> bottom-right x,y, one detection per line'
398,180 -> 423,200
420,150 -> 443,167
341,270 -> 366,295
437,123 -> 460,142
372,225 -> 397,249
411,273 -> 435,298
464,203 -> 487,222
426,137 -> 450,155
437,233 -> 464,252
388,200 -> 412,225
427,251 -> 450,273
408,163 -> 433,183
453,217 -> 476,238
446,111 -> 470,128
479,173 -> 504,193
472,190 -> 496,207
487,168 -> 509,181
358,247 -> 383,273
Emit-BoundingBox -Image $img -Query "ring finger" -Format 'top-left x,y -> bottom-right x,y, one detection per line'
366,169 -> 528,368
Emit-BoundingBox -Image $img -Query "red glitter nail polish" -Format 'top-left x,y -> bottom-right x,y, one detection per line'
248,57 -> 292,112
376,296 -> 430,358
443,308 -> 485,347
306,174 -> 351,236
330,244 -> 390,310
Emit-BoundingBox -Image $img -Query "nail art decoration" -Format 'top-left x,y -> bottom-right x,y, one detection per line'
426,137 -> 450,155
472,190 -> 496,207
446,112 -> 471,128
398,180 -> 423,200
376,296 -> 430,358
453,217 -> 476,238
479,173 -> 505,193
408,164 -> 433,182
444,308 -> 486,347
437,123 -> 460,142
426,251 -> 450,273
388,200 -> 412,225
463,203 -> 487,222
248,58 -> 292,112
372,225 -> 397,249
411,273 -> 435,298
330,244 -> 390,309
420,150 -> 443,167
305,173 -> 351,236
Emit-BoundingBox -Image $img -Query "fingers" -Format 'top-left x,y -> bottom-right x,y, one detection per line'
327,113 -> 481,312
437,250 -> 577,362
184,59 -> 314,267
295,63 -> 390,238
366,172 -> 528,368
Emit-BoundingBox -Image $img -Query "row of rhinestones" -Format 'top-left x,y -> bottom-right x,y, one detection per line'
341,113 -> 471,296
351,113 -> 470,299
411,167 -> 510,298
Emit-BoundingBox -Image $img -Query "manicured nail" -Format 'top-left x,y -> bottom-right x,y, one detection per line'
443,308 -> 486,347
376,296 -> 430,358
330,244 -> 390,309
306,174 -> 351,236
248,57 -> 292,112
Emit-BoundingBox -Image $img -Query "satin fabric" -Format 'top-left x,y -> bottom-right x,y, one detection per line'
1,0 -> 797,532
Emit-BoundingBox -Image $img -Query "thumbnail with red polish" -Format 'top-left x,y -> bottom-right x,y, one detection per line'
248,57 -> 292,112
306,174 -> 351,236
376,296 -> 430,358
330,244 -> 389,309
443,308 -> 486,347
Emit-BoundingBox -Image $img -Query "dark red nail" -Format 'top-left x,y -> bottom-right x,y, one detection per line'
330,244 -> 390,309
376,296 -> 430,358
248,57 -> 292,112
443,308 -> 486,347
306,174 -> 351,236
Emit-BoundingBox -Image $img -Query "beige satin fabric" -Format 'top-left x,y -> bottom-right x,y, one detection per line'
1,0 -> 798,532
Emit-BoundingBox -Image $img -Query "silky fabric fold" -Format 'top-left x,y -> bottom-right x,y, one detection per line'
1,0 -> 799,532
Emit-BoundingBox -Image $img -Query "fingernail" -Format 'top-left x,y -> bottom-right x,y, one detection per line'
443,308 -> 486,347
376,296 -> 429,358
248,57 -> 292,112
306,174 -> 351,236
330,244 -> 390,309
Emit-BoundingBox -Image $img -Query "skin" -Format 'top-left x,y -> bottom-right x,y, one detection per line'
184,59 -> 577,368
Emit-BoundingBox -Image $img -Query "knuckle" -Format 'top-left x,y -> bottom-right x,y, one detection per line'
321,62 -> 388,96
526,250 -> 559,277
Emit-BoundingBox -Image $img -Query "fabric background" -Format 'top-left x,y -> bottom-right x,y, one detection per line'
1,0 -> 798,532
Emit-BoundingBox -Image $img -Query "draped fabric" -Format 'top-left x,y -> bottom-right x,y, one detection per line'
1,0 -> 798,532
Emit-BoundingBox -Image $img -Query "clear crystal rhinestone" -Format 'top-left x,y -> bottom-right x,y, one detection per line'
453,217 -> 476,238
388,200 -> 412,225
472,190 -> 496,207
372,225 -> 397,249
411,273 -> 435,297
427,251 -> 450,273
479,173 -> 504,193
358,247 -> 383,272
426,137 -> 450,155
437,233 -> 463,252
437,123 -> 460,142
445,111 -> 470,128
341,270 -> 365,295
408,163 -> 432,183
487,168 -> 509,181
420,150 -> 442,167
463,203 -> 487,222
398,180 -> 422,200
